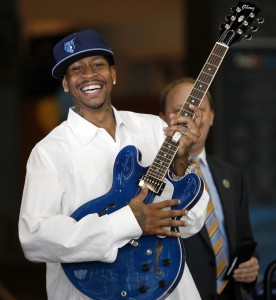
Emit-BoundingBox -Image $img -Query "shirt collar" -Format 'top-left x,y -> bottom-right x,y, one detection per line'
116,110 -> 138,132
191,148 -> 208,166
67,106 -> 124,145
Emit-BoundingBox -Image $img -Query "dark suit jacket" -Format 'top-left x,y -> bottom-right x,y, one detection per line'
183,155 -> 257,300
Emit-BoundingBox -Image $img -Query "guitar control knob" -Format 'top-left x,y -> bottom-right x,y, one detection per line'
162,258 -> 171,267
138,285 -> 148,294
159,280 -> 167,288
142,263 -> 151,272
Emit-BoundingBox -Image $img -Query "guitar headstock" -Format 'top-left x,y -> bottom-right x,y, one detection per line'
219,1 -> 264,46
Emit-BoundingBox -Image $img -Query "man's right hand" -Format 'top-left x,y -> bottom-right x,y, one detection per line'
129,185 -> 188,237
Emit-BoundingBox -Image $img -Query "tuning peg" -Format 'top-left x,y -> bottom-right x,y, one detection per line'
251,25 -> 258,32
245,34 -> 252,40
225,15 -> 231,21
230,5 -> 241,13
219,23 -> 230,31
257,18 -> 264,24
249,12 -> 256,18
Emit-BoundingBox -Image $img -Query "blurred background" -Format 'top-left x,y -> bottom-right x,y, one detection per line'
0,0 -> 275,299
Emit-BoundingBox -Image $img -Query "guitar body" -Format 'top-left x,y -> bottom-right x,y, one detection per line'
62,145 -> 204,299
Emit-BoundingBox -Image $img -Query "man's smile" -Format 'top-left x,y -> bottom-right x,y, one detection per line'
81,84 -> 102,94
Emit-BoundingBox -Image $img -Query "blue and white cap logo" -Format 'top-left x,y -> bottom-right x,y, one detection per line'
64,38 -> 77,54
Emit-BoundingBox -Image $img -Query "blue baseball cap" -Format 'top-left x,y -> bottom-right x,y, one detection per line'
52,29 -> 115,79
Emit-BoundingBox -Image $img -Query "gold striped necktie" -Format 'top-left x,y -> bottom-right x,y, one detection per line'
191,158 -> 228,294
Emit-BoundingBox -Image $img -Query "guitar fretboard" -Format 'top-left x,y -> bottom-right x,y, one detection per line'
143,42 -> 229,194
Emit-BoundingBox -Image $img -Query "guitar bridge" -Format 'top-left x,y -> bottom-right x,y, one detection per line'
139,175 -> 166,196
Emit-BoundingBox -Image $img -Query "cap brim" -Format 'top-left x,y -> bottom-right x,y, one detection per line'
52,49 -> 115,79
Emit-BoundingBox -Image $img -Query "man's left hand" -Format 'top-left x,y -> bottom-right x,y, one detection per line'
233,256 -> 259,283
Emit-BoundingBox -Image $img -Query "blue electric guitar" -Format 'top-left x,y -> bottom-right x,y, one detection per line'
62,2 -> 263,299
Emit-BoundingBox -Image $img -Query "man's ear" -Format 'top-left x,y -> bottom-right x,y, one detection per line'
210,110 -> 215,126
62,76 -> 68,93
111,66 -> 116,85
159,112 -> 165,120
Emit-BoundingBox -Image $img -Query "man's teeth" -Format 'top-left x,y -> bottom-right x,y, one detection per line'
82,85 -> 101,93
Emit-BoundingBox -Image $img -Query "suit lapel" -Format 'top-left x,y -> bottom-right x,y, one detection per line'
200,224 -> 213,250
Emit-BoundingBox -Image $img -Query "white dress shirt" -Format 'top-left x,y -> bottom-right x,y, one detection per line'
19,107 -> 208,300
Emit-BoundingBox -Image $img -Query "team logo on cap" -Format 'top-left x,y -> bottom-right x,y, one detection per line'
64,38 -> 77,54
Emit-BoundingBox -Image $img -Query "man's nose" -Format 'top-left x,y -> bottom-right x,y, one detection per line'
83,65 -> 97,76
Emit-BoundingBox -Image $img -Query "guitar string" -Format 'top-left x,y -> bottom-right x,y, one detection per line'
146,43 -> 228,182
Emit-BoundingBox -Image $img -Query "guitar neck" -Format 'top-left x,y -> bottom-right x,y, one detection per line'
142,42 -> 229,194
179,42 -> 229,118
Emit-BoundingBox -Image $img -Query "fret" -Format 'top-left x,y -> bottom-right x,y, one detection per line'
158,148 -> 175,160
202,63 -> 218,77
160,141 -> 177,153
207,44 -> 228,64
207,56 -> 221,68
179,104 -> 195,118
194,81 -> 209,93
190,89 -> 205,102
146,137 -> 178,181
148,169 -> 167,181
197,72 -> 213,86
152,155 -> 171,169
163,139 -> 179,153
213,43 -> 228,57
186,96 -> 200,106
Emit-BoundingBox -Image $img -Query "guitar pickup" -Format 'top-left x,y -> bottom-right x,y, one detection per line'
139,175 -> 166,196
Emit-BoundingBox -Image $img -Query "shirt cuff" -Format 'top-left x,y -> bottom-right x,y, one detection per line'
108,205 -> 142,248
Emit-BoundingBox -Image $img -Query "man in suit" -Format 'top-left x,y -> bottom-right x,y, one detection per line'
159,77 -> 259,300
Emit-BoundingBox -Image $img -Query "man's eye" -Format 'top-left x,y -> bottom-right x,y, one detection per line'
94,63 -> 104,68
70,66 -> 82,72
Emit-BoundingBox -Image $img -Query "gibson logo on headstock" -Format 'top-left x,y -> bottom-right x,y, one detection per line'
241,4 -> 255,11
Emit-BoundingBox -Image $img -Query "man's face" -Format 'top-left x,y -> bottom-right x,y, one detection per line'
160,82 -> 214,155
62,55 -> 116,112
